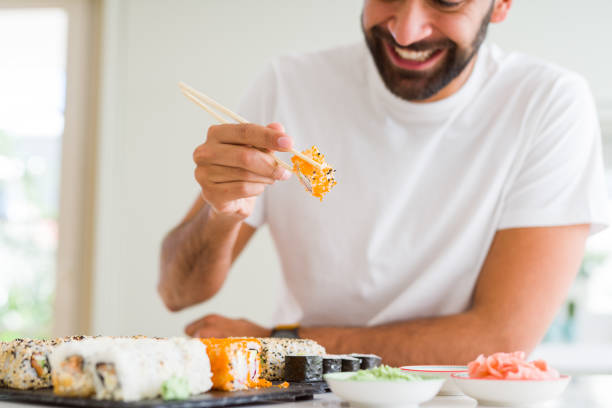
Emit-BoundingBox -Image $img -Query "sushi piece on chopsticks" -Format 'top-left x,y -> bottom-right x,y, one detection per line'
49,337 -> 212,401
0,336 -> 88,390
257,338 -> 326,381
291,146 -> 336,201
200,338 -> 267,391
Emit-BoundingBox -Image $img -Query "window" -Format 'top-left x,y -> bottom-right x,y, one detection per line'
0,8 -> 67,340
0,0 -> 98,340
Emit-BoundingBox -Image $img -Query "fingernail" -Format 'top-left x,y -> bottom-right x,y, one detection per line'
280,169 -> 292,180
277,136 -> 291,149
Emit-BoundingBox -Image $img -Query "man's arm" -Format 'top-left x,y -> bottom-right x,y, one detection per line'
158,122 -> 293,312
300,224 -> 589,366
158,195 -> 256,311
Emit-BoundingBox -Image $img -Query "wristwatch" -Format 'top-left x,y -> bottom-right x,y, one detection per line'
270,324 -> 300,338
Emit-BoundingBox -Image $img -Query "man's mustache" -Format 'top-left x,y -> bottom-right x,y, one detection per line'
371,25 -> 455,52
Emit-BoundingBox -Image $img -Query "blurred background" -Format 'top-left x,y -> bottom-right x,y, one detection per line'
0,0 -> 611,374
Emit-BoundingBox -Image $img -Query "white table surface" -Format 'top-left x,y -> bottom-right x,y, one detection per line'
1,375 -> 610,408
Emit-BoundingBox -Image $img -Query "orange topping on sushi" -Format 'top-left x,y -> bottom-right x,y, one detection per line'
200,338 -> 236,391
200,337 -> 265,391
291,146 -> 336,201
252,378 -> 274,388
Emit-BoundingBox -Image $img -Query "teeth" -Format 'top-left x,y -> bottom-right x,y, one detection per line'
394,46 -> 435,62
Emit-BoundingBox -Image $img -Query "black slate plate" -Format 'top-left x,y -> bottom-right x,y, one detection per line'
0,382 -> 329,408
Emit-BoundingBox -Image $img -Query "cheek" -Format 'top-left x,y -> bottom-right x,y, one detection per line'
362,0 -> 395,31
433,12 -> 483,48
435,0 -> 492,47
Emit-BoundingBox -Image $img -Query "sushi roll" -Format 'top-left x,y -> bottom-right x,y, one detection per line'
200,338 -> 263,391
322,355 -> 342,374
0,336 -> 87,390
283,355 -> 323,382
340,355 -> 361,372
257,338 -> 326,381
351,353 -> 382,369
0,340 -> 12,387
51,354 -> 94,397
50,337 -> 212,401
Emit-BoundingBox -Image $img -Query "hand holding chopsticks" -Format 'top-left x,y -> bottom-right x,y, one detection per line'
178,82 -> 324,171
180,81 -> 324,218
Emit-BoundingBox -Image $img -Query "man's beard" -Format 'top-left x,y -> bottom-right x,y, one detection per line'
362,4 -> 494,101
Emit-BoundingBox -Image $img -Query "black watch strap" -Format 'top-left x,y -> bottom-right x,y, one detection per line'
270,324 -> 300,338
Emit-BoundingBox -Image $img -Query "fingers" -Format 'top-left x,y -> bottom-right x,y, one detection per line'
206,165 -> 277,184
184,314 -> 270,338
194,143 -> 292,180
199,181 -> 265,210
207,123 -> 293,152
185,314 -> 217,337
192,122 -> 294,216
185,314 -> 222,338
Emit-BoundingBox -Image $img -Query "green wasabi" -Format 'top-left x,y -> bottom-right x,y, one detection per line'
161,376 -> 190,400
349,365 -> 436,381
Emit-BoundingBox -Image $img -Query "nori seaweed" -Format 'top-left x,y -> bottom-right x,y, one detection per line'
350,354 -> 382,369
283,355 -> 323,382
340,356 -> 361,372
322,357 -> 341,374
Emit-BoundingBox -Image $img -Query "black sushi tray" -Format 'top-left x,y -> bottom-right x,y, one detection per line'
0,382 -> 330,408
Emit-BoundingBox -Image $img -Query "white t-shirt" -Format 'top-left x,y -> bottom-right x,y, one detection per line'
239,41 -> 609,327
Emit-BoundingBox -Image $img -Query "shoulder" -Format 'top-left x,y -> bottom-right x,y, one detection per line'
482,42 -> 592,104
478,43 -> 596,137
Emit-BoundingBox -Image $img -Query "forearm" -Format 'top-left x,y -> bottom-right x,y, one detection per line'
159,204 -> 242,311
301,226 -> 587,366
300,311 -> 526,367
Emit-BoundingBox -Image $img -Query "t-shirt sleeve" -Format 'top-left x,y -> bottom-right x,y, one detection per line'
498,73 -> 609,234
238,62 -> 279,229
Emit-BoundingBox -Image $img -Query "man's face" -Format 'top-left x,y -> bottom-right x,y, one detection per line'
362,0 -> 496,102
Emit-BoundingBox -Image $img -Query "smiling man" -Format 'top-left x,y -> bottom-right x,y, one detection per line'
159,0 -> 608,366
364,0 -> 494,101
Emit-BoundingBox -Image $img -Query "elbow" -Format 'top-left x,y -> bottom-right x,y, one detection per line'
158,235 -> 226,311
466,309 -> 542,358
157,281 -> 185,312
158,235 -> 189,312
157,270 -> 223,312
490,312 -> 549,356
503,328 -> 545,355
487,332 -> 539,356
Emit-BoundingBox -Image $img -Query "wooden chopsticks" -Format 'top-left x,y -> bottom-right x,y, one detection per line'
178,81 -> 324,171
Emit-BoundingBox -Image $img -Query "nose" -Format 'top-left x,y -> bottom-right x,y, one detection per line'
386,1 -> 433,46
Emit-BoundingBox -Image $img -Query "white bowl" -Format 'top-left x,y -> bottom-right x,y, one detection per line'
401,365 -> 468,396
324,371 -> 445,408
451,373 -> 571,406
